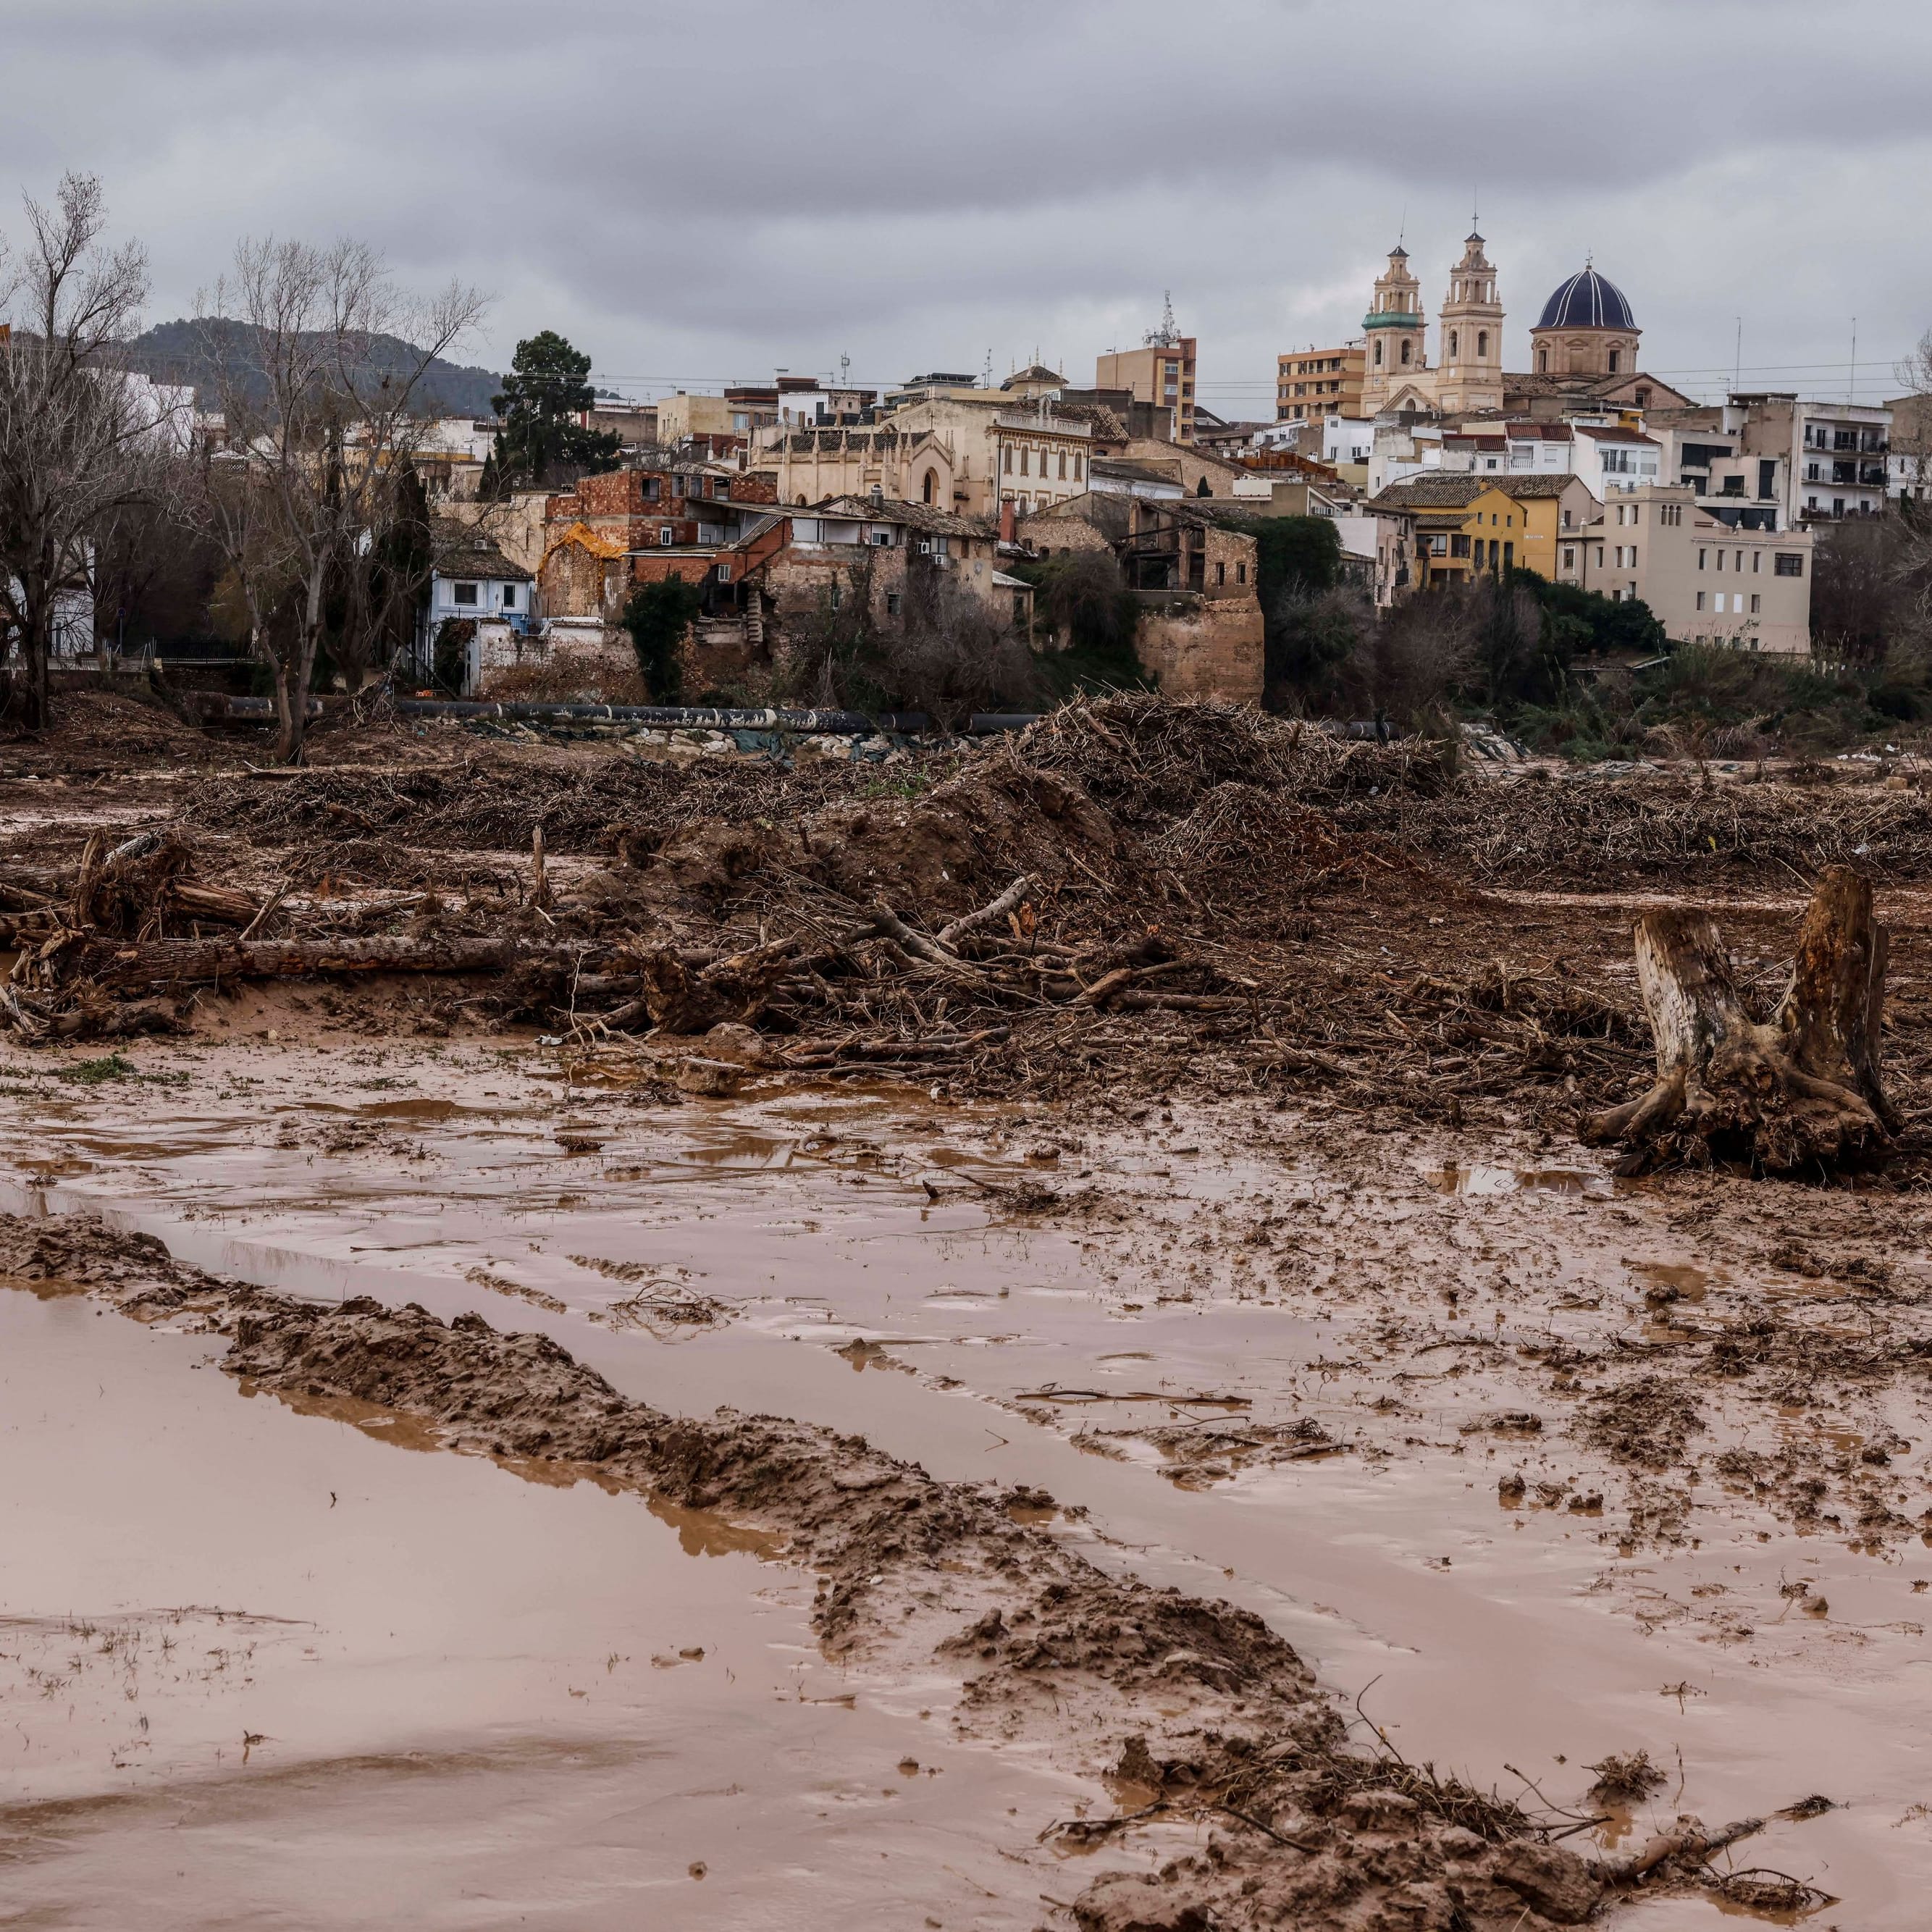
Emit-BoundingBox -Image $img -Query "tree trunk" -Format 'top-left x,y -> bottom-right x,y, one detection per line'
1582,866 -> 1893,1174
33,934 -> 584,995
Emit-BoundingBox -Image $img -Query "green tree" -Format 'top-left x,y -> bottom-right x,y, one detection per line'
490,331 -> 622,489
623,574 -> 702,702
1217,515 -> 1343,694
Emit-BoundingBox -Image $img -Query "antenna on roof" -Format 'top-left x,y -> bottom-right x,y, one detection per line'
840,352 -> 850,387
982,348 -> 993,387
1144,292 -> 1180,349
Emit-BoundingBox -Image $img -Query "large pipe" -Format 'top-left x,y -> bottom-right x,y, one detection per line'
201,696 -> 930,734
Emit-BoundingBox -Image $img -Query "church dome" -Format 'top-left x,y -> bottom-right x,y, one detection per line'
1535,267 -> 1635,332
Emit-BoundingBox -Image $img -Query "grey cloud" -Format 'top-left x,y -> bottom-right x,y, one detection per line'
3,0 -> 1930,407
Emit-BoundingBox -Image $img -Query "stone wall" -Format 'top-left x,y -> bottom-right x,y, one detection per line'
1135,595 -> 1264,702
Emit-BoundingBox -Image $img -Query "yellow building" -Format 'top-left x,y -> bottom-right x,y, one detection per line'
1367,472 -> 1600,588
1275,344 -> 1365,421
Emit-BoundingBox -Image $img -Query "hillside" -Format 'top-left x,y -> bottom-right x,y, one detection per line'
120,318 -> 503,419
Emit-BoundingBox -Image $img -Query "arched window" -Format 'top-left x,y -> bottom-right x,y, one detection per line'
1374,339 -> 1384,367
1448,330 -> 1459,359
1400,340 -> 1411,366
1477,330 -> 1488,358
796,494 -> 807,506
921,469 -> 936,504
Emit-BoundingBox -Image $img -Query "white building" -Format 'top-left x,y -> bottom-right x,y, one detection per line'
419,525 -> 536,692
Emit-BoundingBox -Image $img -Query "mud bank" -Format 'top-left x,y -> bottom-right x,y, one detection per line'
1,1207 -> 1703,1932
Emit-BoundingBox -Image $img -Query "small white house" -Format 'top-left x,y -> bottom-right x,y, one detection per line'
420,525 -> 536,693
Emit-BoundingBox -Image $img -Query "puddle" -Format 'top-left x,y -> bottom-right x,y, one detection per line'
1425,1163 -> 1614,1198
0,1289 -> 1107,1928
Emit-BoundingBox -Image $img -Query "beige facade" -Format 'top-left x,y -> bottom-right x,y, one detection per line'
655,389 -> 778,443
1434,232 -> 1505,416
1559,484 -> 1814,655
1096,336 -> 1198,443
1276,344 -> 1365,421
758,393 -> 1094,518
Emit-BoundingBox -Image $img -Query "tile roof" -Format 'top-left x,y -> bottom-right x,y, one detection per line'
1369,474 -> 1492,508
815,494 -> 993,537
431,520 -> 533,580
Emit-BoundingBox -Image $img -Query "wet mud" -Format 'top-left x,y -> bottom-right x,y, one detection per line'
12,701 -> 1932,1924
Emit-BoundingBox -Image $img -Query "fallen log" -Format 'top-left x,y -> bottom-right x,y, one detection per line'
30,934 -> 594,994
1581,866 -> 1893,1174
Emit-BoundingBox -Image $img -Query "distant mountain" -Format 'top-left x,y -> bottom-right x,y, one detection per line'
119,319 -> 505,419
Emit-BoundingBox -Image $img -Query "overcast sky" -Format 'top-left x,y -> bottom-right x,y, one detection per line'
4,0 -> 1929,414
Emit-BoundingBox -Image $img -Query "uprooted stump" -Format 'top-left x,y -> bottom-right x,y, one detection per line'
1582,865 -> 1897,1175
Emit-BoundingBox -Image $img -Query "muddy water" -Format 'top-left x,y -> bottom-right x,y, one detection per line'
0,1288 -> 1112,1929
9,1037 -> 1932,1923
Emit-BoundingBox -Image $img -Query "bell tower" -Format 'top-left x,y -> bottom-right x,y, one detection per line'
1360,244 -> 1427,415
1437,231 -> 1504,414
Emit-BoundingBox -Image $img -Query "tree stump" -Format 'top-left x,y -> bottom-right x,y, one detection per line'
1581,866 -> 1897,1175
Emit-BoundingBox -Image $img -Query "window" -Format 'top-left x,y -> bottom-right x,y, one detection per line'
501,584 -> 517,609
1561,509 -> 1573,529
1696,590 -> 1706,611
715,563 -> 733,584
1630,545 -> 1637,568
1563,545 -> 1576,570
1002,446 -> 1013,473
1400,340 -> 1412,365
1538,348 -> 1549,373
1020,447 -> 1030,476
1450,534 -> 1471,558
643,476 -> 661,501
1595,545 -> 1604,566
1775,553 -> 1804,577
1448,330 -> 1459,359
1073,455 -> 1083,480
922,469 -> 936,505
1236,562 -> 1246,584
660,526 -> 673,545
1374,339 -> 1384,366
885,592 -> 900,616
453,581 -> 478,605
1613,545 -> 1624,567
1635,387 -> 1651,407
1698,547 -> 1707,570
1057,451 -> 1067,479
1215,561 -> 1225,585
1608,349 -> 1621,373
1752,550 -> 1760,573
1477,330 -> 1488,358
1750,593 -> 1761,614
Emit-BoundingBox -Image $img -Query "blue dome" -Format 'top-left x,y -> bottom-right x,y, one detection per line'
1535,267 -> 1635,332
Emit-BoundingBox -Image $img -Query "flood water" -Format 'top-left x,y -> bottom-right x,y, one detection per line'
0,1288 -> 1107,1928
7,1033 -> 1932,1923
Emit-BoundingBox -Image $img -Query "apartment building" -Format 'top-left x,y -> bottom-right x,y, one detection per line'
1559,484 -> 1813,654
1275,343 -> 1365,422
1724,393 -> 1891,524
1096,335 -> 1198,445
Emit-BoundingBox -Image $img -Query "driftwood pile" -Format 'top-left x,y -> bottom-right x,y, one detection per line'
1,697 -> 1914,1178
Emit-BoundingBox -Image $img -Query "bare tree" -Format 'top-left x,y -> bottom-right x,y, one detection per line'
0,174 -> 175,730
192,239 -> 485,760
